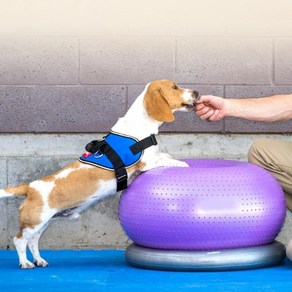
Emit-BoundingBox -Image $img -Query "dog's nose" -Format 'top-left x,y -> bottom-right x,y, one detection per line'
192,90 -> 199,98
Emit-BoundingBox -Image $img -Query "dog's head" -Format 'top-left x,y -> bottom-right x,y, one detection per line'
143,80 -> 199,122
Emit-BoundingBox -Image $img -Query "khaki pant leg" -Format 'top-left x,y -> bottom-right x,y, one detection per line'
248,139 -> 292,211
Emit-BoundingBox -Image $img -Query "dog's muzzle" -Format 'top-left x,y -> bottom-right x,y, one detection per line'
182,90 -> 200,108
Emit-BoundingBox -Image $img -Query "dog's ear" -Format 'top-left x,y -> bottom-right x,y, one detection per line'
144,88 -> 174,122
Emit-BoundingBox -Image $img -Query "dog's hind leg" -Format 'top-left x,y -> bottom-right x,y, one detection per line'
14,214 -> 53,269
14,221 -> 51,269
28,221 -> 50,267
13,182 -> 55,268
14,230 -> 36,269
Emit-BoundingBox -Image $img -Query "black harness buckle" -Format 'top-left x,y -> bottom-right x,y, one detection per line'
115,167 -> 128,191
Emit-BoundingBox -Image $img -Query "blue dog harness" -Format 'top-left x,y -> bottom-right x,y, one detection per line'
79,131 -> 157,191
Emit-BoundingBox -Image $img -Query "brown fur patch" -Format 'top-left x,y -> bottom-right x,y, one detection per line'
19,187 -> 43,231
4,183 -> 29,196
48,162 -> 115,210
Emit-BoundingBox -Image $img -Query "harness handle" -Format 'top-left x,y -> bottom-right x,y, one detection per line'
130,134 -> 157,155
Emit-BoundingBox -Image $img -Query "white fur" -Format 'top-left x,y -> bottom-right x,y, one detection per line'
0,189 -> 12,198
30,180 -> 57,221
55,168 -> 76,179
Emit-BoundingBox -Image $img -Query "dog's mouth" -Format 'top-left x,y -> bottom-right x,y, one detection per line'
182,102 -> 196,109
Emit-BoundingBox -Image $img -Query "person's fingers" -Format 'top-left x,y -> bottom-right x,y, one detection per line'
196,106 -> 213,117
198,95 -> 213,103
208,109 -> 222,122
199,109 -> 215,120
195,99 -> 204,105
195,103 -> 205,111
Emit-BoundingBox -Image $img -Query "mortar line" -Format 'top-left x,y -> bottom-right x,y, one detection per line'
271,38 -> 276,85
125,85 -> 129,109
77,38 -> 81,85
174,37 -> 178,75
222,84 -> 226,133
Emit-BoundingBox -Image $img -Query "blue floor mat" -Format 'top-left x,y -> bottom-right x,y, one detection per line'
0,250 -> 292,291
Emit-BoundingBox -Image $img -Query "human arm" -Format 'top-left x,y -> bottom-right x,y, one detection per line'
195,94 -> 292,122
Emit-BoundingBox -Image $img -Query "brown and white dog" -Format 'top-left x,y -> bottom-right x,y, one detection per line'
0,80 -> 199,269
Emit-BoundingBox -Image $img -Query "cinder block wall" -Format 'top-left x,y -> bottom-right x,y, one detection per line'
1,37 -> 292,134
1,2 -> 292,249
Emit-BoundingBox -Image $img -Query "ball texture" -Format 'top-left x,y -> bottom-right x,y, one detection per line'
119,159 -> 286,250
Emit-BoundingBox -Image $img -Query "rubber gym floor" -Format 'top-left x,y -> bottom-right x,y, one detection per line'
0,249 -> 292,291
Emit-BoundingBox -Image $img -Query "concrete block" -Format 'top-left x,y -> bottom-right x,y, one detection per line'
80,37 -> 175,84
0,159 -> 7,248
40,196 -> 128,249
225,86 -> 292,133
7,157 -> 76,186
175,38 -> 272,84
128,84 -> 224,132
275,39 -> 292,84
0,38 -> 78,85
0,159 -> 7,187
0,134 -> 94,157
276,211 -> 292,245
0,199 -> 7,248
156,133 -> 263,160
6,132 -> 291,161
0,87 -> 31,132
4,199 -> 20,249
30,86 -> 126,132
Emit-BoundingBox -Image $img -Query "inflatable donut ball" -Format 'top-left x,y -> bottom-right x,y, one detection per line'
119,159 -> 286,250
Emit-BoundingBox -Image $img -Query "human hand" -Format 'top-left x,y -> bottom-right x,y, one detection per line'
194,95 -> 226,121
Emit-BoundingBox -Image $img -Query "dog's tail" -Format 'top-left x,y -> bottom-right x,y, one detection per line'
0,183 -> 29,198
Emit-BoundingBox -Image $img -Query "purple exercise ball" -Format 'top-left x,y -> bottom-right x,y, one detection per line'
119,159 -> 286,250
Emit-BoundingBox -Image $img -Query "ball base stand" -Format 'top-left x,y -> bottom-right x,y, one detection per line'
125,241 -> 286,271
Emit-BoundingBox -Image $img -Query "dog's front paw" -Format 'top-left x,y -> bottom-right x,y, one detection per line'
177,161 -> 189,167
168,160 -> 189,168
142,157 -> 189,171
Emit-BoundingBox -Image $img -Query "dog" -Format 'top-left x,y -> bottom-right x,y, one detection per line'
0,80 -> 199,269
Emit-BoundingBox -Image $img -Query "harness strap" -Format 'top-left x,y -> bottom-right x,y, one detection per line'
130,134 -> 157,155
90,140 -> 128,192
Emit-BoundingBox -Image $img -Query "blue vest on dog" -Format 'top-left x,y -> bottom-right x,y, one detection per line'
79,132 -> 143,170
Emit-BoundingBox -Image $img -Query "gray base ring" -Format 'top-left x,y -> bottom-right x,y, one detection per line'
125,241 -> 286,271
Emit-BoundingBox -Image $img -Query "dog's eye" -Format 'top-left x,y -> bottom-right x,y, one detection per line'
172,85 -> 178,90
